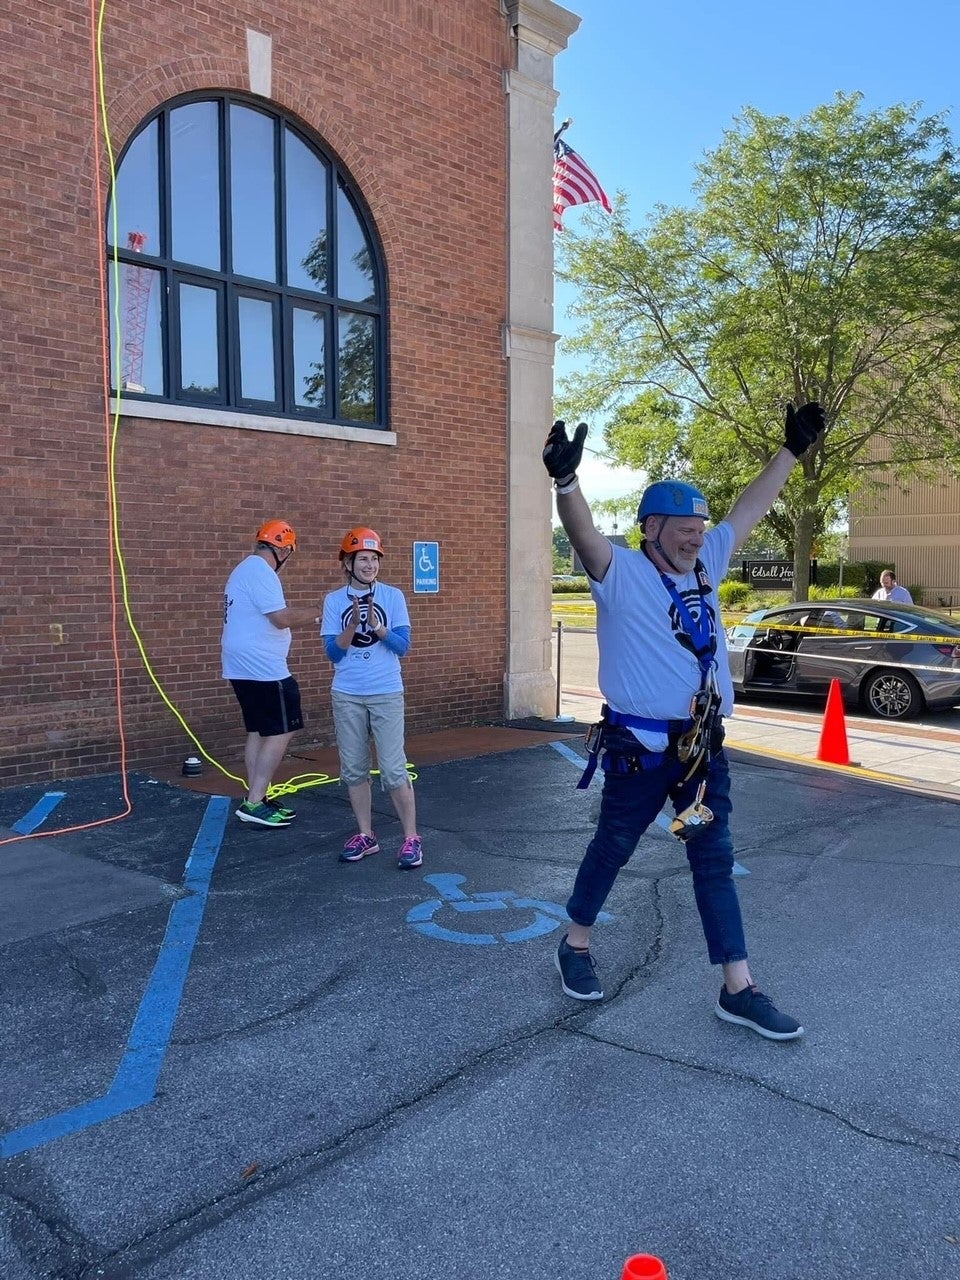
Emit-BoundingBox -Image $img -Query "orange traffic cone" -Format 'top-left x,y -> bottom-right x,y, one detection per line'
816,678 -> 852,766
622,1256 -> 668,1280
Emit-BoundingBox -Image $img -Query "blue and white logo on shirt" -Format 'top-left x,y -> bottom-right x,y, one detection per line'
341,596 -> 384,649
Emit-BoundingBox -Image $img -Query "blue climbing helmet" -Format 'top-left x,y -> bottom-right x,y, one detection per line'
637,480 -> 710,526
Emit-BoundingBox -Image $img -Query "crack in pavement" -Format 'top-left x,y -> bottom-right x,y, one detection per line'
563,1024 -> 960,1165
64,889 -> 671,1277
170,972 -> 351,1045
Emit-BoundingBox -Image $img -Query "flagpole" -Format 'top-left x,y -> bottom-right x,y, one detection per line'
553,117 -> 572,147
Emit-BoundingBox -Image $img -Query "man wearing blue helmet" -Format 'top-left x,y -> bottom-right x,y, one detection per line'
543,402 -> 825,1039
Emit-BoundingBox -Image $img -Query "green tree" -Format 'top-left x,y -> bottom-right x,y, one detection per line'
558,93 -> 960,598
552,524 -> 572,573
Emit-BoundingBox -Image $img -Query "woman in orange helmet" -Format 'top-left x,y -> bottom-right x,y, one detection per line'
321,527 -> 423,868
221,520 -> 320,828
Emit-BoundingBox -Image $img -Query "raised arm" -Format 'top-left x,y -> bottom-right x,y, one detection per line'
725,402 -> 826,549
543,420 -> 612,582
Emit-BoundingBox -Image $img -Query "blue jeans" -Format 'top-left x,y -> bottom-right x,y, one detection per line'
566,728 -> 748,965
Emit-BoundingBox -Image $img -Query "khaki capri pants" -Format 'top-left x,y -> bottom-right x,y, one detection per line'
331,690 -> 410,790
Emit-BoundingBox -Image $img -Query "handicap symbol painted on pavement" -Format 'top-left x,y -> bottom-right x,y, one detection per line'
406,873 -> 612,945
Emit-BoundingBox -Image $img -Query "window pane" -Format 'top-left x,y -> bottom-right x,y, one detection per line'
107,118 -> 160,253
108,263 -> 163,394
230,105 -> 276,282
293,307 -> 325,408
285,129 -> 328,292
179,283 -> 220,395
336,183 -> 375,303
170,102 -> 221,269
238,296 -> 277,401
338,311 -> 375,421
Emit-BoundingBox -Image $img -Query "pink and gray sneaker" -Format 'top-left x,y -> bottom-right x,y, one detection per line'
339,833 -> 380,863
397,836 -> 423,869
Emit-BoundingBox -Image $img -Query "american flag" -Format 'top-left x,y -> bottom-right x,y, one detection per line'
553,137 -> 612,232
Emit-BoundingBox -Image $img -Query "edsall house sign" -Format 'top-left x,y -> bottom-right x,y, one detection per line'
741,560 -> 818,589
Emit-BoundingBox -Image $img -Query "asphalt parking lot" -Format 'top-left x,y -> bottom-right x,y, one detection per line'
1,734 -> 959,1279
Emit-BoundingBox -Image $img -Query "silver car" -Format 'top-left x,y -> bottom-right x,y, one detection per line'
725,599 -> 960,720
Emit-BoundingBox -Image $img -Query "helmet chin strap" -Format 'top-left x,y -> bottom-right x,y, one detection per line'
345,557 -> 380,594
643,517 -> 687,576
268,546 -> 289,573
652,535 -> 686,576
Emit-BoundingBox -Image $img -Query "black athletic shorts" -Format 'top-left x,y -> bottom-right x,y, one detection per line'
230,676 -> 304,736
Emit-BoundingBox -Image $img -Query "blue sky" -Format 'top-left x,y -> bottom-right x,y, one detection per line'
552,0 -> 960,513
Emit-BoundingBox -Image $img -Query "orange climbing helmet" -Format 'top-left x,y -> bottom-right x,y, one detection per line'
256,519 -> 297,550
339,527 -> 384,560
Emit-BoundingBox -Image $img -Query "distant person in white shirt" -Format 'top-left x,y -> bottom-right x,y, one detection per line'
872,569 -> 913,604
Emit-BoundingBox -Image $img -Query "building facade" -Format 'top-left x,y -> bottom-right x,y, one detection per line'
1,0 -> 580,783
849,473 -> 960,608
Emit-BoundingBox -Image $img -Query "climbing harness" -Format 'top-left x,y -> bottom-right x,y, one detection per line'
577,558 -> 724,836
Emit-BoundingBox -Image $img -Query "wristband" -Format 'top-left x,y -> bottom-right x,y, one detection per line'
554,475 -> 580,496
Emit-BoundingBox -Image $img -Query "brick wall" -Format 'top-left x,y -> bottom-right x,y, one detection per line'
0,0 -> 511,783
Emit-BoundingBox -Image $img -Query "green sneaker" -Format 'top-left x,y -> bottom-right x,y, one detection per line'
266,798 -> 297,820
236,800 -> 292,828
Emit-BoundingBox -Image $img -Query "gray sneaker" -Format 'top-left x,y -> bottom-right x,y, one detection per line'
555,934 -> 603,1001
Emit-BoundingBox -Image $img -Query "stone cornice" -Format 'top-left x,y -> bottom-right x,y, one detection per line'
505,0 -> 580,57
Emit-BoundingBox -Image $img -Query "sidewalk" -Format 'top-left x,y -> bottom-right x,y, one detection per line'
555,628 -> 960,799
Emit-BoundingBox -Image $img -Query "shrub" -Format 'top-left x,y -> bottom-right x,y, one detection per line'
815,559 -> 887,594
551,576 -> 590,594
748,590 -> 791,608
718,580 -> 752,609
805,584 -> 863,601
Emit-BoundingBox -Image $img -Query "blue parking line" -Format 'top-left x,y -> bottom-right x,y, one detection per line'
550,740 -> 586,768
0,794 -> 231,1159
10,791 -> 67,834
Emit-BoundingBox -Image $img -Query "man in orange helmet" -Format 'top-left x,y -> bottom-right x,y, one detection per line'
222,519 -> 320,828
321,527 -> 423,868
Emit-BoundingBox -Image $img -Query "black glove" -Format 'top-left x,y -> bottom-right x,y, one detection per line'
784,401 -> 826,458
543,420 -> 588,484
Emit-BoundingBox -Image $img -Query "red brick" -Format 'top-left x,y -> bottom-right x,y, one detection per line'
0,0 -> 511,783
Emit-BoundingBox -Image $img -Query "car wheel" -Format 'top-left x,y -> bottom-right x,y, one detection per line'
860,669 -> 924,720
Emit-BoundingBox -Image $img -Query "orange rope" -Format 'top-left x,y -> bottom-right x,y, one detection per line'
0,0 -> 132,846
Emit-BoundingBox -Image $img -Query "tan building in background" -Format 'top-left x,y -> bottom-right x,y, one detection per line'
849,472 -> 960,608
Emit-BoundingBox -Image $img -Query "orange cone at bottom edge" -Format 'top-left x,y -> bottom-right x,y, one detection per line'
816,677 -> 851,766
622,1255 -> 668,1280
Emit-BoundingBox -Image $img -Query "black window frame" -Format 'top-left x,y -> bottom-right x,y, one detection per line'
106,91 -> 387,429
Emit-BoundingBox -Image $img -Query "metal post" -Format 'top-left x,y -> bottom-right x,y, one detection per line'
838,556 -> 843,591
553,619 -> 574,723
555,619 -> 563,717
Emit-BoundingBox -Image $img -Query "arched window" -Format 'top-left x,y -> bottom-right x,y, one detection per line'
107,94 -> 386,428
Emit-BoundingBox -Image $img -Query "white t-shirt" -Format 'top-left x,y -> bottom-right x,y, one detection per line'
321,582 -> 410,695
221,555 -> 291,681
590,522 -> 736,750
873,584 -> 912,603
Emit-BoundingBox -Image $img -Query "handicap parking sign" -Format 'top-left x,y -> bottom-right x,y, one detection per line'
413,541 -> 439,594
